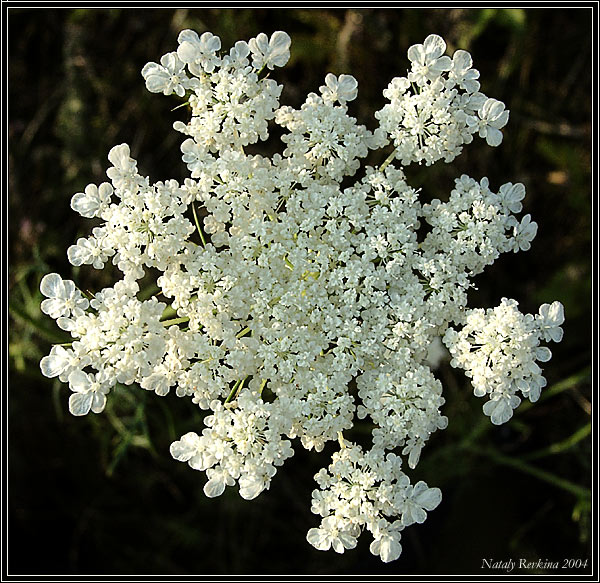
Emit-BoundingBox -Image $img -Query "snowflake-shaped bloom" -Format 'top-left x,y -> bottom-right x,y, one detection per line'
38,29 -> 564,565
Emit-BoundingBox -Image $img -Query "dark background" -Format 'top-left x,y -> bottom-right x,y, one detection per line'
8,7 -> 593,576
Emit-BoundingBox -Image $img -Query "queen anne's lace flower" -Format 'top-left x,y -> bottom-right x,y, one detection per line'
469,97 -> 510,146
320,73 -> 359,105
40,273 -> 89,320
39,30 -> 563,563
375,36 -> 509,165
510,213 -> 538,251
537,301 -> 565,343
71,182 -> 113,218
407,34 -> 452,86
248,31 -> 291,70
443,298 -> 564,424
142,52 -> 190,97
177,29 -> 222,75
448,49 -> 480,93
67,370 -> 112,416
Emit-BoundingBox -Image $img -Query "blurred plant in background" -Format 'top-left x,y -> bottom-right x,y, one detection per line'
8,7 -> 592,576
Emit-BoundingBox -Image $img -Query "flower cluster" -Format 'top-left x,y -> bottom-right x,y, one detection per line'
307,440 -> 441,562
170,391 -> 294,500
443,299 -> 564,425
39,31 -> 563,562
375,35 -> 509,165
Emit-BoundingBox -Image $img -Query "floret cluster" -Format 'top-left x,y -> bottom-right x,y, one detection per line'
39,30 -> 564,562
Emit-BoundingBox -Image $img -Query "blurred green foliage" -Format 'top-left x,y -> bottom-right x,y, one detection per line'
8,7 -> 592,576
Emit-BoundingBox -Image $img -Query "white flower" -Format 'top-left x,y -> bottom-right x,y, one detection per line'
204,466 -> 235,498
177,29 -> 221,74
67,370 -> 111,416
473,98 -> 510,146
444,298 -> 562,421
448,49 -> 480,93
537,301 -> 565,343
39,29 -> 564,565
71,183 -> 113,218
306,516 -> 358,553
40,273 -> 88,319
375,43 -> 501,166
141,52 -> 188,97
106,143 -> 138,191
512,213 -> 538,251
239,472 -> 269,500
482,393 -> 520,425
140,369 -> 172,396
248,31 -> 291,70
67,235 -> 111,269
407,34 -> 452,85
370,532 -> 402,563
497,182 -> 526,214
320,73 -> 358,104
400,481 -> 442,526
40,345 -> 73,378
170,432 -> 207,470
226,40 -> 250,65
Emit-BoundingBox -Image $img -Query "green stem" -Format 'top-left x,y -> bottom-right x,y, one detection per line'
236,326 -> 252,339
258,379 -> 268,395
192,202 -> 207,248
378,148 -> 398,172
171,100 -> 190,112
161,317 -> 190,328
257,64 -> 271,80
224,377 -> 248,404
467,444 -> 591,500
521,422 -> 591,461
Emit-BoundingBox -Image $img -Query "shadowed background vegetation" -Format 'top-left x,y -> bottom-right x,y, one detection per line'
8,7 -> 592,576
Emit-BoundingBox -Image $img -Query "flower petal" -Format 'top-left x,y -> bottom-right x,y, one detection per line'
69,392 -> 93,416
40,273 -> 64,299
203,477 -> 226,498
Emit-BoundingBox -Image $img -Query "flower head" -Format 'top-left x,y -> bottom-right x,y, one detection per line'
38,28 -> 564,565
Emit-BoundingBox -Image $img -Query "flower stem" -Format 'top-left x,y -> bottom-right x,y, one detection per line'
225,376 -> 248,404
521,422 -> 591,461
236,326 -> 252,339
258,379 -> 268,395
466,444 -> 590,501
192,202 -> 207,248
161,316 -> 190,328
378,148 -> 398,172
